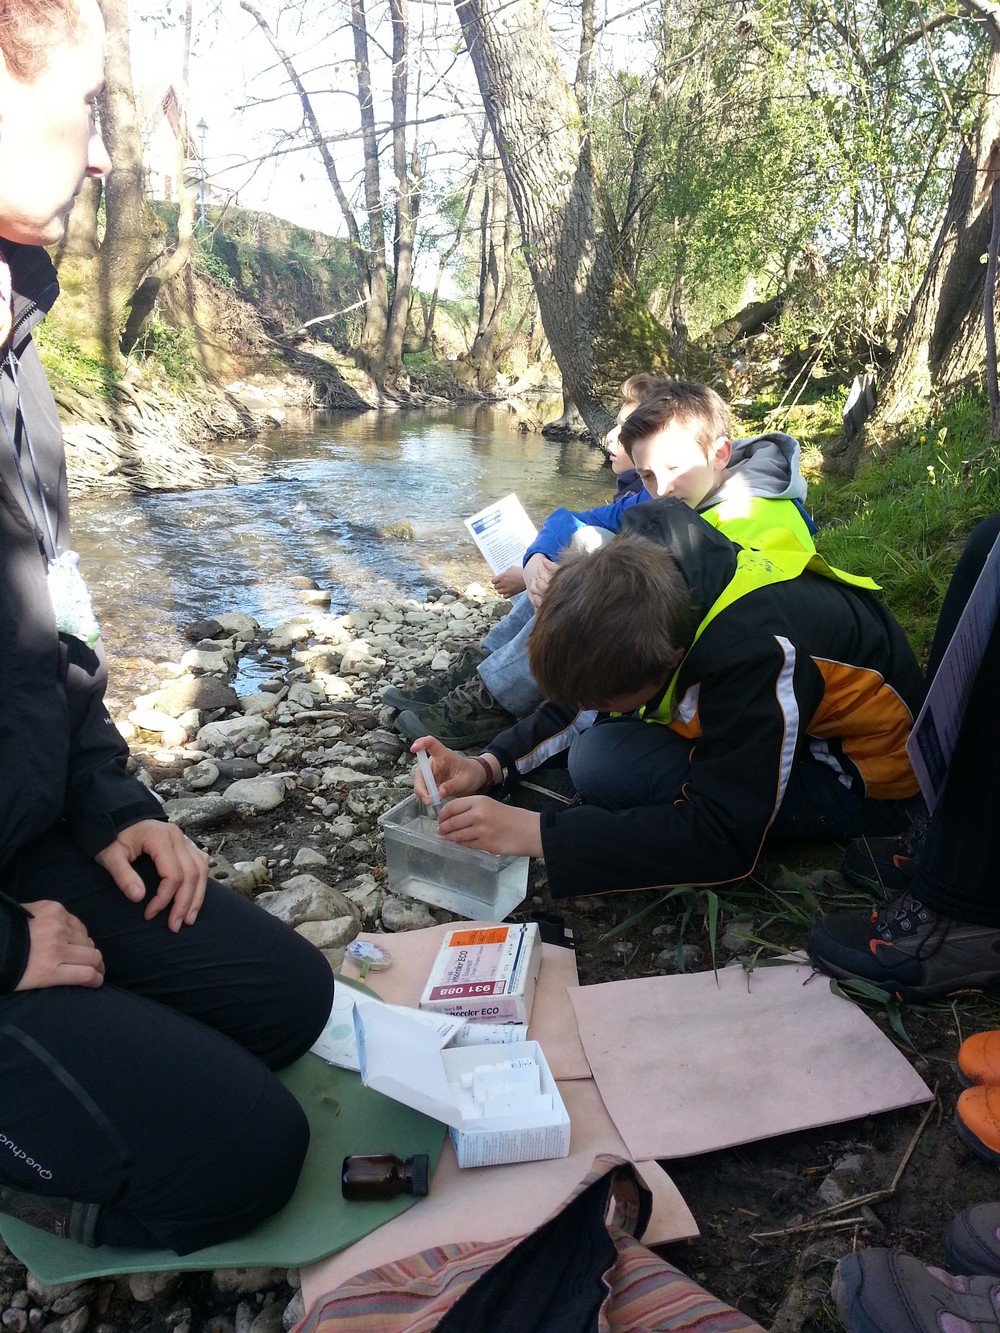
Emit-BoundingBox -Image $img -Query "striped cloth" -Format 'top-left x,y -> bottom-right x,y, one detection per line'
295,1155 -> 765,1333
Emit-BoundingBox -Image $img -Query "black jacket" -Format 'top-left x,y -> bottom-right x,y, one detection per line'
0,244 -> 163,991
487,499 -> 924,898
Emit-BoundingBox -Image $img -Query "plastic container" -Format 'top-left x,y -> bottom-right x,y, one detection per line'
378,793 -> 529,920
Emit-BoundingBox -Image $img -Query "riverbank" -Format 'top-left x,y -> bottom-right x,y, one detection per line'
3,578 -> 997,1331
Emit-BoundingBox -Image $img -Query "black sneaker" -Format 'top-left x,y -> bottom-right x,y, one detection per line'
807,889 -> 1000,1003
833,1248 -> 1000,1332
383,646 -> 487,713
394,676 -> 514,749
840,814 -> 928,892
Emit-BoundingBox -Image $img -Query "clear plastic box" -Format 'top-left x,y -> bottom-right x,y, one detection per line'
378,793 -> 529,921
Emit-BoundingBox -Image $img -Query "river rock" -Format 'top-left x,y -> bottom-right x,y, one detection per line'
230,857 -> 271,892
327,815 -> 357,841
286,682 -> 315,709
126,1271 -> 180,1303
182,759 -> 220,790
185,616 -> 225,642
210,1269 -> 285,1302
197,714 -> 270,753
241,690 -> 282,716
347,785 -> 406,819
249,1301 -> 286,1333
256,877 -> 356,928
293,846 -> 328,868
295,916 -> 359,949
338,642 -> 385,676
147,673 -> 241,717
282,1291 -> 305,1331
215,758 -> 264,780
381,896 -> 438,932
128,707 -> 190,748
313,673 -> 355,702
225,776 -> 287,811
267,619 -> 313,651
299,588 -> 331,607
341,872 -> 383,921
215,612 -> 259,643
164,794 -> 236,830
181,645 -> 237,675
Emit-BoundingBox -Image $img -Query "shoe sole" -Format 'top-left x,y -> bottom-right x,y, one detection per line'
954,1106 -> 1000,1167
383,689 -> 437,712
831,1255 -> 880,1333
808,955 -> 1000,1005
944,1213 -> 1000,1278
394,709 -> 505,750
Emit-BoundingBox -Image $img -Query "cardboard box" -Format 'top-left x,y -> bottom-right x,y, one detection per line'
419,923 -> 541,1024
354,1002 -> 571,1168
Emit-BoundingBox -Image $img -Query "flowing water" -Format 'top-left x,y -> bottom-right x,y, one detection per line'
71,404 -> 616,697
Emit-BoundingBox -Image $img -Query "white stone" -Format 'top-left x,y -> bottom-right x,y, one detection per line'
287,681 -> 315,709
182,759 -> 220,790
295,916 -> 360,949
327,815 -> 357,840
225,775 -> 287,811
320,764 -> 377,788
215,612 -> 259,641
448,602 -> 471,620
181,645 -> 236,674
381,896 -> 438,932
197,714 -> 270,753
256,877 -> 357,927
293,846 -> 328,868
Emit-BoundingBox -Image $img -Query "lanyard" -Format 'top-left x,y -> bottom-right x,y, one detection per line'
0,347 -> 58,561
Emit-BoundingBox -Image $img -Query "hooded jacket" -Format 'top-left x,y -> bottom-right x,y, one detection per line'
0,243 -> 164,991
487,500 -> 923,898
522,431 -> 814,566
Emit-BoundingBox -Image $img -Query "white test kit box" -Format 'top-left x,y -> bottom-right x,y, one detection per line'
353,1003 -> 571,1168
419,923 -> 541,1024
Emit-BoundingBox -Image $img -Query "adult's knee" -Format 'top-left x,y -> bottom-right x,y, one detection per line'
260,928 -> 335,1069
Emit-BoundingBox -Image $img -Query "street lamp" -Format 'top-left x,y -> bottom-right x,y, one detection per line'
196,117 -> 208,228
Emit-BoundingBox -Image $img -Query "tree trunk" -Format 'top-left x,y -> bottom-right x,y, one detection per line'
454,0 -> 675,440
351,0 -> 390,382
824,23 -> 1000,473
383,0 -> 417,381
121,0 -> 196,353
58,177 -> 102,262
96,0 -> 157,363
464,173 -> 517,387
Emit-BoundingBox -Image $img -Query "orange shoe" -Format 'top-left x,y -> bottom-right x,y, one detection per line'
956,1084 -> 1000,1164
957,1031 -> 1000,1088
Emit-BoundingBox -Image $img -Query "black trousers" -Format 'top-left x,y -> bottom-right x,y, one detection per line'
0,826 -> 334,1254
911,515 -> 1000,924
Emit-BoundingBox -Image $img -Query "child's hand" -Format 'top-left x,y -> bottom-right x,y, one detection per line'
523,553 -> 557,608
438,798 -> 543,857
492,565 -> 526,597
410,738 -> 488,802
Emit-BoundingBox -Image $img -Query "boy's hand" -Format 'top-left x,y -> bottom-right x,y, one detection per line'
438,798 -> 543,857
411,738 -> 488,801
492,565 -> 526,597
95,819 -> 209,933
523,553 -> 557,608
15,901 -> 105,991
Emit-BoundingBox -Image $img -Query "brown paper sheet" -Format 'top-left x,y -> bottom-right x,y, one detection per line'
568,959 -> 933,1160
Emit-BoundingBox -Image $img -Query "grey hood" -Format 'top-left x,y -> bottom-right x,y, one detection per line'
711,432 -> 807,507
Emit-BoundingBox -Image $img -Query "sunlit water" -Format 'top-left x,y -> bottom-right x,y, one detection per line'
71,404 -> 616,697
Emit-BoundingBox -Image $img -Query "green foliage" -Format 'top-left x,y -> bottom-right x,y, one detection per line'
129,316 -> 197,386
34,323 -> 118,400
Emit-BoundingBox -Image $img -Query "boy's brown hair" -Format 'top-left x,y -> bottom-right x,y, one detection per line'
0,0 -> 83,81
529,533 -> 693,707
620,372 -> 673,407
618,380 -> 731,460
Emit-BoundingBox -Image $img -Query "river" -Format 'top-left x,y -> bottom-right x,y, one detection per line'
71,404 -> 616,698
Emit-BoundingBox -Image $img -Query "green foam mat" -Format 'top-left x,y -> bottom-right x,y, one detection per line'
0,989 -> 445,1282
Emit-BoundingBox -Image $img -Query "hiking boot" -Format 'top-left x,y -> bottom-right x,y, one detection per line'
946,1203 -> 1000,1278
382,646 -> 487,713
394,676 -> 515,750
956,1086 -> 1000,1166
0,1183 -> 101,1245
806,889 -> 1000,1003
833,1248 -> 1000,1332
957,1031 -> 1000,1089
840,815 -> 928,893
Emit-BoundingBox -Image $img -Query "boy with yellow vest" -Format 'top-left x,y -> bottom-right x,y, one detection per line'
411,500 -> 924,897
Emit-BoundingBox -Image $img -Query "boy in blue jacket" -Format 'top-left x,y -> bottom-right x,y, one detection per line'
393,379 -> 814,749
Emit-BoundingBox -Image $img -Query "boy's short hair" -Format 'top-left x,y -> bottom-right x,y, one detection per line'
0,0 -> 83,81
529,533 -> 692,707
620,372 -> 674,407
618,380 -> 732,459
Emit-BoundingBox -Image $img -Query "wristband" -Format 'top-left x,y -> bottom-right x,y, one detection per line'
473,755 -> 497,794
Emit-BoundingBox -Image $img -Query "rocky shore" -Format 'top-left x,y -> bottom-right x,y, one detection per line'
0,580 -> 511,1333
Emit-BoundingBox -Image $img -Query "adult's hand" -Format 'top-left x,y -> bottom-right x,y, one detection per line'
437,798 -> 543,857
523,552 -> 557,608
15,901 -> 104,991
411,737 -> 491,803
95,819 -> 209,933
492,565 -> 527,598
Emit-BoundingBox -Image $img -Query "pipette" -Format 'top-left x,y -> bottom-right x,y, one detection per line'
416,749 -> 443,816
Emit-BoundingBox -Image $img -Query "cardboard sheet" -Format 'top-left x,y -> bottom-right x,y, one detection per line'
344,923 -> 591,1079
301,1076 -> 697,1311
568,960 -> 933,1160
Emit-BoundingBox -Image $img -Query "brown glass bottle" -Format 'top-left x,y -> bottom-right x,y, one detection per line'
341,1153 -> 430,1201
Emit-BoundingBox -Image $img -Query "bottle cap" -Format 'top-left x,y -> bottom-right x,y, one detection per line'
410,1153 -> 430,1197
